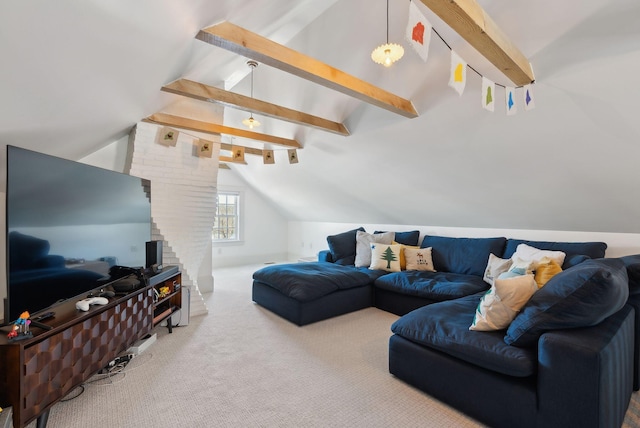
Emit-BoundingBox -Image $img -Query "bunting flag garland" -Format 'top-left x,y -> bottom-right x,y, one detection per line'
197,139 -> 213,158
482,77 -> 495,112
232,145 -> 245,162
448,50 -> 467,96
405,0 -> 432,62
288,149 -> 299,164
505,86 -> 517,116
523,84 -> 535,111
263,149 -> 275,164
156,126 -> 178,146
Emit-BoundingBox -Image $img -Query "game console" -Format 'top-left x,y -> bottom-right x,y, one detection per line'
75,297 -> 108,311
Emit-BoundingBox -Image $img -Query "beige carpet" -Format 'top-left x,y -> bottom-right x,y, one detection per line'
6,264 -> 639,427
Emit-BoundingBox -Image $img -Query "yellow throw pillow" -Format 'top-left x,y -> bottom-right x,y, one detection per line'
394,241 -> 419,270
534,259 -> 563,288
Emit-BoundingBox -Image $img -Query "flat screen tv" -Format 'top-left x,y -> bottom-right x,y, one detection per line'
4,145 -> 151,323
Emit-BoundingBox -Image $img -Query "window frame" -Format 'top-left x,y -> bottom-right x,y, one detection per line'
212,190 -> 242,243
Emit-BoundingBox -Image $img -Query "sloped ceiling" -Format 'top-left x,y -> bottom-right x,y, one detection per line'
1,0 -> 639,233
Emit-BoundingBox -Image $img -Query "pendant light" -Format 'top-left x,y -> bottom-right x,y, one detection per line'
371,0 -> 404,67
242,60 -> 261,129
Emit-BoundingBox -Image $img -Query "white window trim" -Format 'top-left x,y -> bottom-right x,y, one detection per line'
213,189 -> 244,245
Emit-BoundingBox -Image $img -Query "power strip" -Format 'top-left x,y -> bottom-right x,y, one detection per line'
128,333 -> 156,355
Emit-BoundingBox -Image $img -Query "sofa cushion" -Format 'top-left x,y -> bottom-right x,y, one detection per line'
534,259 -> 562,288
391,294 -> 537,377
505,258 -> 629,347
483,253 -> 512,285
253,262 -> 386,302
421,235 -> 507,277
511,243 -> 566,269
375,230 -> 420,246
502,239 -> 607,269
375,270 -> 489,301
326,227 -> 364,265
470,274 -> 538,331
620,254 -> 640,295
404,247 -> 435,272
370,243 -> 402,272
354,231 -> 394,268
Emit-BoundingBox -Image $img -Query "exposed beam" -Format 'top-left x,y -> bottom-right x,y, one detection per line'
417,0 -> 534,85
220,143 -> 263,156
162,79 -> 349,136
145,113 -> 300,148
196,21 -> 418,118
219,156 -> 248,164
219,163 -> 231,170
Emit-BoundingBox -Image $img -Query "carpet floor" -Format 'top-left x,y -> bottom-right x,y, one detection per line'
7,264 -> 639,427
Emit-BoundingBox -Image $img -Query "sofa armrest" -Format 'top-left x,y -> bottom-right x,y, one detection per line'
318,250 -> 334,263
35,255 -> 66,269
537,305 -> 634,428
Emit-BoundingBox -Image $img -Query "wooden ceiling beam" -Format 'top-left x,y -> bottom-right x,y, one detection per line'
162,79 -> 349,136
144,113 -> 300,149
417,0 -> 534,85
219,144 -> 263,156
219,156 -> 248,164
196,21 -> 418,118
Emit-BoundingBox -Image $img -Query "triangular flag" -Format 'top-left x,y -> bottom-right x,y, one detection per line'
405,0 -> 432,62
232,145 -> 245,162
482,77 -> 495,112
263,149 -> 274,164
448,51 -> 467,96
505,86 -> 517,116
288,149 -> 299,164
523,84 -> 536,111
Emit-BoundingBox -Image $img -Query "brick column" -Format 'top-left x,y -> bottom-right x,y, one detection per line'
127,121 -> 220,317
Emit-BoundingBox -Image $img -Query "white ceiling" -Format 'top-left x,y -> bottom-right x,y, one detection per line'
1,0 -> 639,233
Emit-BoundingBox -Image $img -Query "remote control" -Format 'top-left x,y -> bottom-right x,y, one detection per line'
31,311 -> 55,322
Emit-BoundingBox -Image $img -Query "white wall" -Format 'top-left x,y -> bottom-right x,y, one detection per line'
213,168 -> 289,268
288,221 -> 640,261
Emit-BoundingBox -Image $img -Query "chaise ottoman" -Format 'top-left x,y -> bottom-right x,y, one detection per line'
252,262 -> 387,325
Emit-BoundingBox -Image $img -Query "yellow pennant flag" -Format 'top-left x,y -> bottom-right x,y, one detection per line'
448,50 -> 467,96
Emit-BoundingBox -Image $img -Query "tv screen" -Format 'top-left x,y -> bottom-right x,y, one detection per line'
4,145 -> 151,323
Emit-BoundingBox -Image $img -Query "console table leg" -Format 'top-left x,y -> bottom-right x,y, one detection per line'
167,316 -> 173,333
36,409 -> 50,428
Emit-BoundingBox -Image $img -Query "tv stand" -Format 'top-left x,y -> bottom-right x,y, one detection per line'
0,286 -> 154,428
28,320 -> 53,330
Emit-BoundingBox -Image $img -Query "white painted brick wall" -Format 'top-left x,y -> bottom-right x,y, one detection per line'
128,121 -> 220,317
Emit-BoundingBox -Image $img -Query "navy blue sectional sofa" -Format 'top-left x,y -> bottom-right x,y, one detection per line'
252,229 -> 640,428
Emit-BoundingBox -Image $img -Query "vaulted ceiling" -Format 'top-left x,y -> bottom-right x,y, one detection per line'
1,0 -> 639,233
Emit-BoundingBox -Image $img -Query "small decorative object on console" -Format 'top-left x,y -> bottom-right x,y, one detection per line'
75,297 -> 109,312
8,311 -> 33,342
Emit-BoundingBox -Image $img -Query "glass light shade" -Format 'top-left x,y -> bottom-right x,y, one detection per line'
242,115 -> 260,129
371,43 -> 404,67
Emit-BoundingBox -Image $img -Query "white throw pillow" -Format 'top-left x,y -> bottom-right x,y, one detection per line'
470,274 -> 538,331
404,247 -> 436,271
512,243 -> 566,269
369,243 -> 402,272
483,253 -> 513,285
354,231 -> 394,267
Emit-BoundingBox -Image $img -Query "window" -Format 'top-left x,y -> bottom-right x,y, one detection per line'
213,192 -> 240,241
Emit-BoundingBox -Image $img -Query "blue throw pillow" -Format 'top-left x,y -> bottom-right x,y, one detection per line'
504,258 -> 629,347
326,227 -> 364,265
421,235 -> 507,277
374,230 -> 420,246
502,239 -> 607,269
620,254 -> 640,295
